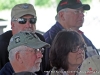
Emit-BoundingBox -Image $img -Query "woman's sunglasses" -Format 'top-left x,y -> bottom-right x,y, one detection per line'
13,18 -> 37,24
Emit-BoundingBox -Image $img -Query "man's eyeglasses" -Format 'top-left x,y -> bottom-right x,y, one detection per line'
73,9 -> 84,14
19,47 -> 45,54
66,8 -> 84,15
71,45 -> 87,53
34,48 -> 45,53
12,18 -> 37,24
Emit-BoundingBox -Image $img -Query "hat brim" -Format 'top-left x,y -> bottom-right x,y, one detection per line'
25,39 -> 50,49
82,4 -> 90,10
71,4 -> 90,10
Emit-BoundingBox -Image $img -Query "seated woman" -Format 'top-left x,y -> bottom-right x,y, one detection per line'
47,30 -> 86,75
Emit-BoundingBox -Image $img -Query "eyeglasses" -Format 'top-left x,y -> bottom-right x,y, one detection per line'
73,9 -> 84,14
34,48 -> 45,53
19,47 -> 45,54
66,8 -> 84,14
13,18 -> 37,24
71,45 -> 86,53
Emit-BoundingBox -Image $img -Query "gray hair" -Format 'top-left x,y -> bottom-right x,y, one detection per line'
55,8 -> 69,21
8,45 -> 28,61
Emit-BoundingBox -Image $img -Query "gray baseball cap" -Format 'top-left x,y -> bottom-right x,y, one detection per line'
11,3 -> 36,19
8,31 -> 50,52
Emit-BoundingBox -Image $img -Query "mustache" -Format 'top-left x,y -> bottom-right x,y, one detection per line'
23,28 -> 36,32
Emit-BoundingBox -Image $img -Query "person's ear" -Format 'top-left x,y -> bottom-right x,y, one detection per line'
11,21 -> 14,29
15,51 -> 23,64
59,11 -> 65,21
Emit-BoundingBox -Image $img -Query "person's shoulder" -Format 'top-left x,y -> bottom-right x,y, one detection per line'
35,32 -> 45,42
0,30 -> 12,41
0,30 -> 12,48
43,23 -> 57,35
0,62 -> 14,75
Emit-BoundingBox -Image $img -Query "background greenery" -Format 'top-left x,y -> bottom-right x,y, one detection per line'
0,0 -> 92,10
0,0 -> 29,10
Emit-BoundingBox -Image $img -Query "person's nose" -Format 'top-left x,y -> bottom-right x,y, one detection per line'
25,20 -> 32,28
79,12 -> 84,17
78,48 -> 84,54
36,52 -> 43,58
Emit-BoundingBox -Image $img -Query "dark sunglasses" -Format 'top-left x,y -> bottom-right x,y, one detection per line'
13,18 -> 37,24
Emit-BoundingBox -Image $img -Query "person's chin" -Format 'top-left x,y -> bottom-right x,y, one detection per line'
77,57 -> 84,64
77,59 -> 84,64
34,67 -> 40,72
28,65 -> 40,73
35,62 -> 41,67
77,22 -> 83,27
35,63 -> 41,71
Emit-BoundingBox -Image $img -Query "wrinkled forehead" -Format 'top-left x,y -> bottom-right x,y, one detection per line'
18,46 -> 35,53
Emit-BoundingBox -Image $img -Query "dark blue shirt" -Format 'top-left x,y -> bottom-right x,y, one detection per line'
44,22 -> 99,55
0,62 -> 14,75
44,22 -> 63,45
0,62 -> 46,75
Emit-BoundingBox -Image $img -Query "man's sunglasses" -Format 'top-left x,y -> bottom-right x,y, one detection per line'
13,18 -> 37,24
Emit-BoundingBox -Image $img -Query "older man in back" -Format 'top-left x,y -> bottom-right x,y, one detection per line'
0,31 -> 49,75
43,0 -> 99,71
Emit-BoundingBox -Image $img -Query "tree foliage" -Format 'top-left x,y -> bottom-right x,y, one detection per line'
35,0 -> 92,7
81,0 -> 92,4
35,0 -> 60,7
0,0 -> 29,10
0,0 -> 92,10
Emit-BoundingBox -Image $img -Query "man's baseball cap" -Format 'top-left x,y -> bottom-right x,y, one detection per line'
8,31 -> 50,52
11,3 -> 36,19
57,0 -> 90,13
79,55 -> 100,75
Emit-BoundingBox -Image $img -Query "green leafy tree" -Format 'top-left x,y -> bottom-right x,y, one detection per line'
35,0 -> 60,7
35,0 -> 51,7
0,0 -> 92,10
0,0 -> 29,10
81,0 -> 92,4
35,0 -> 92,7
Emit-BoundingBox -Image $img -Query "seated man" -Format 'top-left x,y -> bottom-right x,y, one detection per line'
0,3 -> 37,70
0,31 -> 50,75
43,0 -> 99,71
